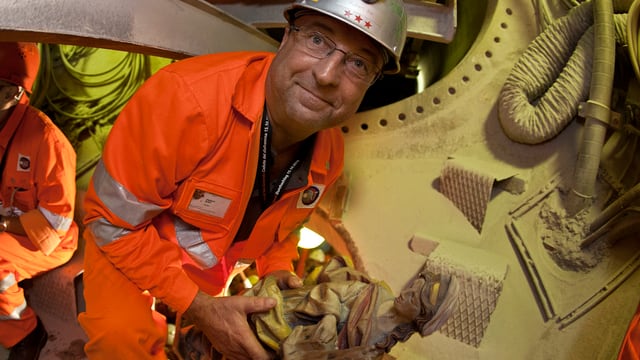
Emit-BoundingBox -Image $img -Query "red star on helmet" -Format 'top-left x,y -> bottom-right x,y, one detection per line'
355,15 -> 362,22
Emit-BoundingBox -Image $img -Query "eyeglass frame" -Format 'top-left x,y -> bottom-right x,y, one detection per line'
288,25 -> 383,84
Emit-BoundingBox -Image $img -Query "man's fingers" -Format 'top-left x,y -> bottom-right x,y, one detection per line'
241,295 -> 277,314
269,270 -> 302,289
287,275 -> 303,288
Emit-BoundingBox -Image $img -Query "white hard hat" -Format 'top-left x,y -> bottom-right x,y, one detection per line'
285,0 -> 408,74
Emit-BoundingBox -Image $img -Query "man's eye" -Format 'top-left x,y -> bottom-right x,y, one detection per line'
310,33 -> 325,47
348,57 -> 371,75
351,58 -> 366,69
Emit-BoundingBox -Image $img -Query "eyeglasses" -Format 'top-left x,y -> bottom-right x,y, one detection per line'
290,25 -> 382,84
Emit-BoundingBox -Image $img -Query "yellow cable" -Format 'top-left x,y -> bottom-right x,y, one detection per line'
627,0 -> 640,80
34,44 -> 152,145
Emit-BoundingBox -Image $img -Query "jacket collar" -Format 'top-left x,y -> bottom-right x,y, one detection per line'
231,52 -> 274,126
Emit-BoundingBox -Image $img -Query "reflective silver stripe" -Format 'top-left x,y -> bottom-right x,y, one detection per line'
88,217 -> 133,247
174,217 -> 217,269
0,299 -> 26,320
39,206 -> 72,231
93,160 -> 164,227
0,273 -> 17,292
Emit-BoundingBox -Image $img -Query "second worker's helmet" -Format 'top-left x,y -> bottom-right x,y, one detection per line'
285,0 -> 408,74
0,42 -> 40,94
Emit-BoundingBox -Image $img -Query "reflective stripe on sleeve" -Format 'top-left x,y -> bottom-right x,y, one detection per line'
0,273 -> 17,292
88,217 -> 133,247
92,160 -> 165,227
174,217 -> 217,269
39,206 -> 72,231
0,299 -> 27,320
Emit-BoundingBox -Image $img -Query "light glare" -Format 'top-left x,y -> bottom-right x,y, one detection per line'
298,227 -> 325,249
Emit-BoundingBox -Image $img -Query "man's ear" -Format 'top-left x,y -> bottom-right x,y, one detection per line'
279,26 -> 292,50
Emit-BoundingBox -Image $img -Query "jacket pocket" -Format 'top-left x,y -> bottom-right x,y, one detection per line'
10,186 -> 36,212
173,177 -> 241,231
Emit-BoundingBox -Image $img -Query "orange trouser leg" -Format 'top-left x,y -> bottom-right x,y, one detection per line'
619,301 -> 640,360
0,231 -> 71,348
78,236 -> 166,360
0,280 -> 36,348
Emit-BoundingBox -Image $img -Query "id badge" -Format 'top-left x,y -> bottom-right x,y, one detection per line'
188,189 -> 232,218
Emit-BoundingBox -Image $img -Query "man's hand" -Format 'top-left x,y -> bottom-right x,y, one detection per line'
184,291 -> 276,360
268,270 -> 303,290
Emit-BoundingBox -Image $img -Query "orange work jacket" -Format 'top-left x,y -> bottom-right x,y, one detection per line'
618,301 -> 640,360
0,98 -> 78,255
83,51 -> 344,313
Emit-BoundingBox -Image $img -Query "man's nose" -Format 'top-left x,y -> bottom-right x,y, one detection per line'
313,50 -> 345,86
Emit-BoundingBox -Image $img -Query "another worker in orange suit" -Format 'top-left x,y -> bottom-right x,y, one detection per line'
618,300 -> 640,360
0,42 -> 79,359
78,1 -> 420,359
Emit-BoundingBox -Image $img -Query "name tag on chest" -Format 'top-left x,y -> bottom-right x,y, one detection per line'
188,189 -> 231,218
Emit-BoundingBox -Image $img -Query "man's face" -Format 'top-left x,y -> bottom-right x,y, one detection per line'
266,13 -> 384,142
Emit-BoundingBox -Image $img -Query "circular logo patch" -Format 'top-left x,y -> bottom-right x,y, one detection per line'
301,186 -> 320,206
18,156 -> 30,170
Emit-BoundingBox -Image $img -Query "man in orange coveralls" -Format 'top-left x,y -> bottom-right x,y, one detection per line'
0,42 -> 78,359
618,301 -> 640,360
79,1 -> 413,359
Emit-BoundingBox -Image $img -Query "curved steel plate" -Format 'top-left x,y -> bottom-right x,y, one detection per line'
0,0 -> 278,59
